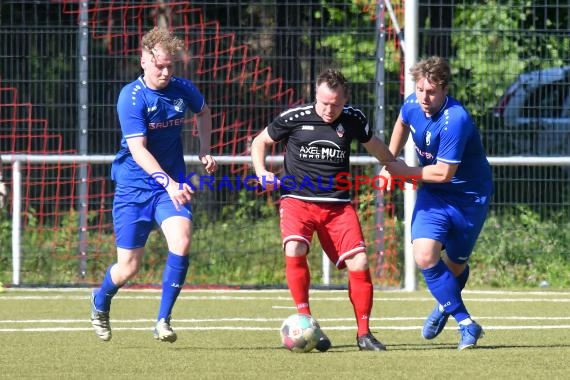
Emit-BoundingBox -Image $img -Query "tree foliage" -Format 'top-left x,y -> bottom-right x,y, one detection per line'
451,1 -> 570,119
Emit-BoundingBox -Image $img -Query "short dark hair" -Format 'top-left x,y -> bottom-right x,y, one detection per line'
316,68 -> 350,98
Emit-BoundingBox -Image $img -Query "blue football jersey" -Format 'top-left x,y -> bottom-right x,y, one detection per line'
111,75 -> 205,193
400,93 -> 493,203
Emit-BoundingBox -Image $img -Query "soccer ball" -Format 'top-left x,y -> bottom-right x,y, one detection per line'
280,313 -> 322,353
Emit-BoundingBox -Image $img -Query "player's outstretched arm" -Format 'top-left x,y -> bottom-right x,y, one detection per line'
388,114 -> 410,157
363,136 -> 397,165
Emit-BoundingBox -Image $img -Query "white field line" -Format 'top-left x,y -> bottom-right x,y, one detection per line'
1,289 -> 570,333
5,288 -> 570,297
2,316 -> 570,333
3,295 -> 570,303
3,316 -> 570,324
3,324 -> 570,333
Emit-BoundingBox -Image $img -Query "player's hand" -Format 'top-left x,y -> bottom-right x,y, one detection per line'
166,180 -> 194,210
378,165 -> 394,192
383,160 -> 421,190
256,171 -> 280,191
383,159 -> 408,176
381,159 -> 408,192
200,154 -> 217,174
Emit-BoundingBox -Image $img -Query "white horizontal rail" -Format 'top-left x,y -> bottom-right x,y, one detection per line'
488,156 -> 570,166
3,154 -> 570,165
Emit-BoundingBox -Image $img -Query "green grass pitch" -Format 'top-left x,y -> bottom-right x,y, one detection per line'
1,288 -> 569,379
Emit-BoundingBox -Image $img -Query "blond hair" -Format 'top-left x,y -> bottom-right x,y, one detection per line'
141,26 -> 184,56
409,56 -> 451,88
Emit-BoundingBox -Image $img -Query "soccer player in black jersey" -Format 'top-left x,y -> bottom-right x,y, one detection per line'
251,68 -> 398,351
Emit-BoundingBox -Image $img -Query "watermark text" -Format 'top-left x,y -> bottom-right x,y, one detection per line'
147,171 -> 421,191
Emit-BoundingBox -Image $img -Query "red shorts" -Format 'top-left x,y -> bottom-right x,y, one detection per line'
279,197 -> 366,269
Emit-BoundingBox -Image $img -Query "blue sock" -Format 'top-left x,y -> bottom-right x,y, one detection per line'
95,264 -> 120,312
422,260 -> 469,323
157,252 -> 189,321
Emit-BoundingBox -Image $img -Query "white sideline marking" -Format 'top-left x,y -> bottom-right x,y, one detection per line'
3,324 -> 570,333
3,316 -> 570,324
5,288 -> 570,296
1,289 -> 570,333
3,316 -> 570,333
2,295 -> 570,303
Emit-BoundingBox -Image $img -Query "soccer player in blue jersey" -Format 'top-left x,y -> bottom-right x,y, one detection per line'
382,56 -> 493,350
90,27 -> 217,343
251,69 -> 398,351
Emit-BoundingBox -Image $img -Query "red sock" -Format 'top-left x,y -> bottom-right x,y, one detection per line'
285,255 -> 311,315
348,269 -> 373,337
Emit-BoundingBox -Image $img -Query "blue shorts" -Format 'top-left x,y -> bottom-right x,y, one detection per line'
411,189 -> 490,264
113,189 -> 193,249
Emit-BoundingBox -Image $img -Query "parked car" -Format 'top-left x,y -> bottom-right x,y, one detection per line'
491,66 -> 570,157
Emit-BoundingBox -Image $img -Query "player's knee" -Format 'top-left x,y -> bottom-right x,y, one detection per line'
167,235 -> 191,254
413,239 -> 442,269
115,248 -> 143,281
115,261 -> 141,283
413,251 -> 439,270
284,240 -> 308,256
344,251 -> 368,271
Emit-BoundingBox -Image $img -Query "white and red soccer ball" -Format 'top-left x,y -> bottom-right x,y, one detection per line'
280,313 -> 323,353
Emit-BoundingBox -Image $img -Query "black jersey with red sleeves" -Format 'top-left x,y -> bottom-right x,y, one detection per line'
267,102 -> 373,202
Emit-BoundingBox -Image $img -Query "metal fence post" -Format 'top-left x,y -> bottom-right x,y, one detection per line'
77,1 -> 90,278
